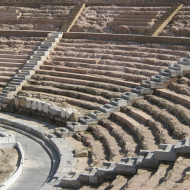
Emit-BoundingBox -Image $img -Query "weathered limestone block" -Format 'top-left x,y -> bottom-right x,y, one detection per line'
79,115 -> 99,125
121,92 -> 143,100
66,122 -> 88,132
141,80 -> 164,89
150,75 -> 170,83
110,98 -> 128,107
79,168 -> 99,184
70,109 -> 79,122
14,98 -> 19,106
159,68 -> 178,78
90,110 -> 111,120
61,172 -> 81,189
31,101 -> 37,110
154,144 -> 177,161
37,102 -> 43,111
136,150 -> 159,168
61,108 -> 66,118
50,106 -> 61,116
132,86 -> 153,95
97,161 -> 116,179
99,104 -> 120,113
19,98 -> 26,107
66,110 -> 73,119
74,148 -> 88,157
43,103 -> 49,113
25,99 -> 31,108
116,157 -> 137,175
174,138 -> 190,154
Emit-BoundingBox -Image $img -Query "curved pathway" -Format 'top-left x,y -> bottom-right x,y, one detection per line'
0,125 -> 51,190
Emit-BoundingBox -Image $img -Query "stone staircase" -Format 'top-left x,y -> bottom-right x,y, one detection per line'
61,3 -> 85,32
146,3 -> 184,36
0,32 -> 63,102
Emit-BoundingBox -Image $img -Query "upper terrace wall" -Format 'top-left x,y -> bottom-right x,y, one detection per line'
0,0 -> 189,7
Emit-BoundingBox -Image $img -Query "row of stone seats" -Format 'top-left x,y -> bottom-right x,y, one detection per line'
61,138 -> 190,188
65,47 -> 190,133
18,38 -> 189,110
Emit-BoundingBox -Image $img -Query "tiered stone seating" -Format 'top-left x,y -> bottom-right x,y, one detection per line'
0,2 -> 189,190
71,6 -> 169,34
18,38 -> 190,110
0,36 -> 44,92
0,5 -> 73,31
58,37 -> 190,189
62,138 -> 190,189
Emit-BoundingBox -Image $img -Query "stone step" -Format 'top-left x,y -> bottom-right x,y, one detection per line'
97,161 -> 116,179
136,150 -> 159,168
61,172 -> 81,189
54,56 -> 99,64
19,90 -> 101,110
0,54 -> 28,59
22,84 -> 109,105
174,138 -> 190,154
35,70 -> 140,88
40,65 -> 88,74
0,62 -> 24,67
154,144 -> 177,161
116,157 -> 138,175
31,74 -> 130,92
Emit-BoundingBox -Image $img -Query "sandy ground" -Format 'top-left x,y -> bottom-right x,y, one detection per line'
0,147 -> 19,185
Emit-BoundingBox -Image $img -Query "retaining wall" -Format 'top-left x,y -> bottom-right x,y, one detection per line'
1,96 -> 79,127
0,0 -> 189,6
63,32 -> 190,46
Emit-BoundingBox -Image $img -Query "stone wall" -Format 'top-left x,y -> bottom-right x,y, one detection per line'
1,96 -> 79,126
0,0 -> 189,6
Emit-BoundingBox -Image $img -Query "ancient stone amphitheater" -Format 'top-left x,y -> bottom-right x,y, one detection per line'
0,0 -> 189,189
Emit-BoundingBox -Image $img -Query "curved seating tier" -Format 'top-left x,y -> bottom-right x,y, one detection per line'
0,2 -> 189,189
18,37 -> 190,110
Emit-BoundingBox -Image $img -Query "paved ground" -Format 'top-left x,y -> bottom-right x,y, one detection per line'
0,124 -> 51,190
